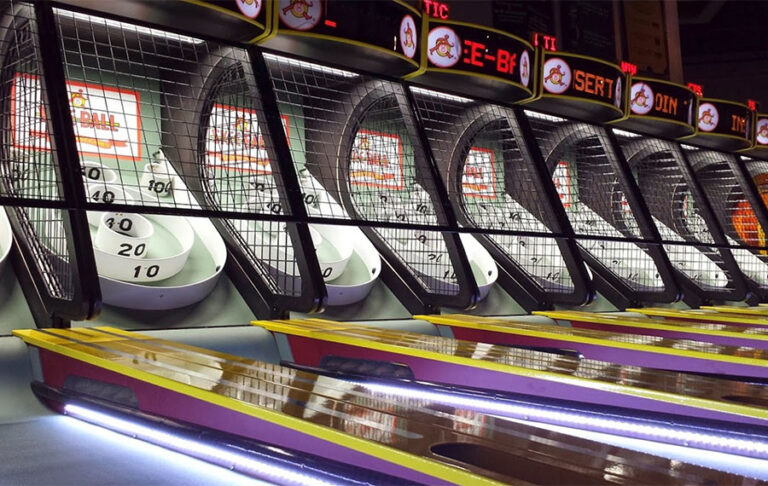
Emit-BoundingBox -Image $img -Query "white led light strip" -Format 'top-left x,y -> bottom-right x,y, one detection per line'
262,53 -> 358,78
54,9 -> 205,44
409,86 -> 473,104
354,382 -> 768,459
64,404 -> 338,486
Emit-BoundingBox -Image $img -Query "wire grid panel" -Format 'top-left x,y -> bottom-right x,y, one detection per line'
686,147 -> 768,287
615,133 -> 736,292
265,53 -> 466,297
525,112 -> 665,290
410,87 -> 578,295
0,4 -> 78,303
51,9 -> 314,299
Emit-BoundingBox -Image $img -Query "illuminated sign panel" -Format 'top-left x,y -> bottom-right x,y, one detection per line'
628,78 -> 695,128
11,74 -> 142,161
424,21 -> 534,92
696,99 -> 750,140
461,147 -> 496,199
206,103 -> 289,174
540,52 -> 625,113
423,0 -> 449,19
349,129 -> 405,190
275,0 -> 419,63
755,115 -> 768,146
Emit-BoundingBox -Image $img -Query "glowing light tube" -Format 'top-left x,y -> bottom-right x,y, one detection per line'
354,381 -> 768,460
64,404 -> 338,486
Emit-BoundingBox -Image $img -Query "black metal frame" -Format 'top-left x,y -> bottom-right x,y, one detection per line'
620,135 -> 748,305
6,0 -> 768,327
685,147 -> 768,302
0,1 -> 100,326
517,113 -> 681,306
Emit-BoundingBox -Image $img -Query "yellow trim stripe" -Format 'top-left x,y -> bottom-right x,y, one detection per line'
700,305 -> 768,316
627,308 -> 768,326
252,319 -> 768,421
419,313 -> 768,364
423,67 -> 534,96
12,327 -> 499,486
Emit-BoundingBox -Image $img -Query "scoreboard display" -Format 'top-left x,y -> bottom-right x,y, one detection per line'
528,51 -> 627,122
684,98 -> 753,151
616,77 -> 697,138
408,19 -> 535,103
261,0 -> 422,76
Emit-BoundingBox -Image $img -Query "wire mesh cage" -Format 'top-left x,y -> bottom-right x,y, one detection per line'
685,147 -> 768,294
522,110 -> 677,301
44,6 -> 325,313
0,2 -> 98,322
409,86 -> 591,306
614,131 -> 746,301
263,52 -> 479,308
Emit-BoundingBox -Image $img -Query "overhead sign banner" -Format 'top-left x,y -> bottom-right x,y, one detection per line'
462,147 -> 497,199
616,77 -> 696,137
755,115 -> 768,147
540,52 -> 625,111
206,103 -> 289,174
697,99 -> 751,141
11,74 -> 142,161
629,78 -> 695,127
349,129 -> 405,190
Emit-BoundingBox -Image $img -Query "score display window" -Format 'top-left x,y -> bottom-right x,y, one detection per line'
349,129 -> 405,190
205,103 -> 290,174
11,73 -> 142,162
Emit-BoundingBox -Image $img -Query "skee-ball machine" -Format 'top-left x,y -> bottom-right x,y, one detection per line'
4,1 -> 768,483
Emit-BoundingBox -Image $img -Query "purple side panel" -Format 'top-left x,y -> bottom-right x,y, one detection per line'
37,349 -> 451,485
285,335 -> 768,427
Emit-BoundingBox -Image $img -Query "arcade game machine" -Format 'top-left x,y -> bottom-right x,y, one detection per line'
531,80 -> 768,342
3,1 -> 768,483
235,10 -> 768,476
405,20 -> 595,314
628,99 -> 768,325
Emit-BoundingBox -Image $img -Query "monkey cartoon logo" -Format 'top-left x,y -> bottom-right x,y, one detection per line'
278,0 -> 320,30
519,50 -> 530,88
756,118 -> 768,145
70,89 -> 88,109
426,27 -> 460,68
542,58 -> 571,94
399,15 -> 417,59
630,82 -> 654,115
234,116 -> 252,134
697,103 -> 719,132
235,0 -> 262,18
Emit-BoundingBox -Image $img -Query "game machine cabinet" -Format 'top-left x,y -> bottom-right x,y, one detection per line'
679,98 -> 768,304
14,1 -> 331,332
255,0 -> 498,318
0,2 -> 100,331
405,18 -> 594,314
520,51 -> 679,309
611,78 -> 748,306
738,111 -> 768,281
